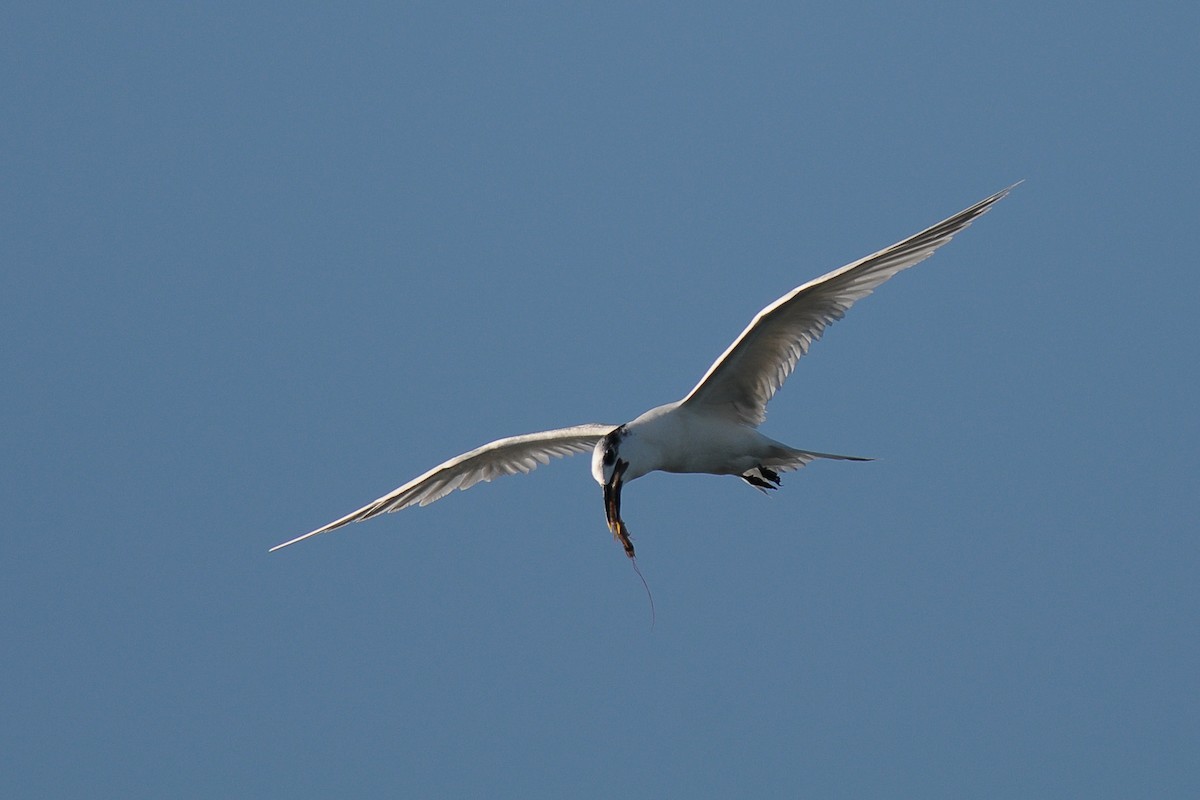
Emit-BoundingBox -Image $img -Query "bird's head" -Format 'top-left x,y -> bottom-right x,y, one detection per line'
592,426 -> 635,557
591,425 -> 628,489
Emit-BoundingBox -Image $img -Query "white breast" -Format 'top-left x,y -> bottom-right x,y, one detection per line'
622,402 -> 775,478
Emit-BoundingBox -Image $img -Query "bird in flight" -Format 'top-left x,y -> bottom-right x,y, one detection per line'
271,184 -> 1016,559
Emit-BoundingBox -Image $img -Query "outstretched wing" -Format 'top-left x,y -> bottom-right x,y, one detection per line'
270,423 -> 617,551
680,184 -> 1017,426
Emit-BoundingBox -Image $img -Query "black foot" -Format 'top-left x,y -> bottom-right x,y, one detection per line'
741,466 -> 782,491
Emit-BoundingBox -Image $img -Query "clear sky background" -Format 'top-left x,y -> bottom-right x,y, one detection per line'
3,2 -> 1197,797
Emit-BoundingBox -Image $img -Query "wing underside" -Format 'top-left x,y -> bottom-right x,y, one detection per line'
682,184 -> 1017,425
270,423 -> 617,551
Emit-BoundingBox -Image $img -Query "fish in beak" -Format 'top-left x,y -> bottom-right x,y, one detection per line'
603,458 -> 634,558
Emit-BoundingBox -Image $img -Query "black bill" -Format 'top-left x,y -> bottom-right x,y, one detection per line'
603,459 -> 635,558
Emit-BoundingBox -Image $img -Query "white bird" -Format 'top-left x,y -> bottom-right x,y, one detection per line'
271,184 -> 1016,558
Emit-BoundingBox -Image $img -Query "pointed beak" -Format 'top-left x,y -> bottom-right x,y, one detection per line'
603,459 -> 635,558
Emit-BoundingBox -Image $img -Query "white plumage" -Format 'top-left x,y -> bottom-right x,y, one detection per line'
271,184 -> 1016,557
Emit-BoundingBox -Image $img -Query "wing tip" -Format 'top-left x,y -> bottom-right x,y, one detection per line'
983,179 -> 1023,207
268,528 -> 323,553
268,515 -> 357,552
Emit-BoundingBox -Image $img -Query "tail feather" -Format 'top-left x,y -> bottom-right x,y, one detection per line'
740,440 -> 873,492
768,446 -> 874,472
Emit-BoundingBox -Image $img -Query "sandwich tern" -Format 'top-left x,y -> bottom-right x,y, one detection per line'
271,184 -> 1016,558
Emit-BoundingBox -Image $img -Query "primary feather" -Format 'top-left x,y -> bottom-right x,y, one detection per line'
269,424 -> 615,551
681,184 -> 1017,425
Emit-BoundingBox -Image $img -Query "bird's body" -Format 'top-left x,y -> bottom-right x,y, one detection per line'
599,401 -> 859,480
610,402 -> 754,479
271,184 -> 1017,558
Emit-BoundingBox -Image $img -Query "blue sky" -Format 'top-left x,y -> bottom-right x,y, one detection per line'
3,2 -> 1197,797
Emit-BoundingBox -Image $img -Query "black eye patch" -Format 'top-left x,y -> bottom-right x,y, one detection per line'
603,447 -> 616,465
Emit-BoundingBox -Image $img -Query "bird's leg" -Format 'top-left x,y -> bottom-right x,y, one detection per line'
741,466 -> 782,492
